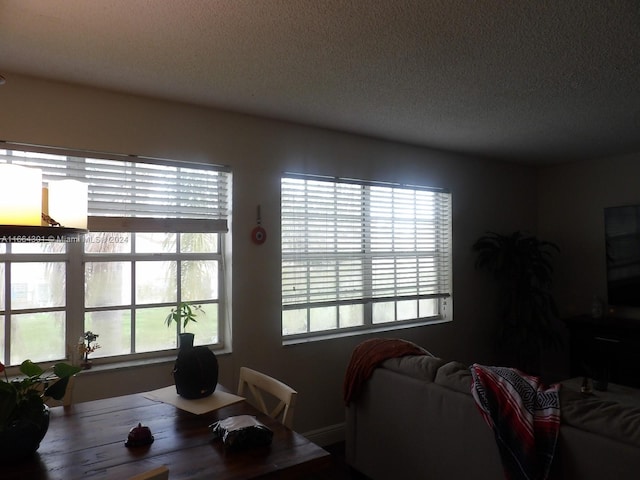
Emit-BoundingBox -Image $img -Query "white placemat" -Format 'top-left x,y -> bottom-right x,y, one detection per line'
143,385 -> 244,415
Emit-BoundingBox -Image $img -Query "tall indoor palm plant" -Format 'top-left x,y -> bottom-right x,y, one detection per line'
472,231 -> 560,374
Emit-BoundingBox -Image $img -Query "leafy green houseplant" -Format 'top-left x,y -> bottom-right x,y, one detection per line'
0,359 -> 81,461
165,301 -> 203,349
472,231 -> 561,374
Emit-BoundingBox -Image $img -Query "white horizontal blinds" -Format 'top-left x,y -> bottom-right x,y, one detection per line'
281,175 -> 451,309
83,158 -> 229,221
282,178 -> 365,307
369,185 -> 451,300
0,147 -> 230,231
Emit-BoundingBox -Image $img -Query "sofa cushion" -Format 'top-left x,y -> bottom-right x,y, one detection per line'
561,389 -> 640,447
381,355 -> 446,382
435,361 -> 472,394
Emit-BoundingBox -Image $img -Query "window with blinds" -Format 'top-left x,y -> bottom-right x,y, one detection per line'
0,143 -> 232,366
0,145 -> 230,227
281,174 -> 452,337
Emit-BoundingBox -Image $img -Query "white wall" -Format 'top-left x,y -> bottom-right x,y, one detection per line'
536,155 -> 640,380
0,74 -> 537,437
538,154 -> 640,318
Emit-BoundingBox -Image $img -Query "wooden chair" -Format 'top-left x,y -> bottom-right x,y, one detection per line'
237,367 -> 297,428
45,374 -> 77,407
128,465 -> 169,480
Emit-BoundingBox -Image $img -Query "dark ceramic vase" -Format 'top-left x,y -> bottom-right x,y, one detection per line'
173,343 -> 218,399
0,404 -> 50,463
178,332 -> 195,350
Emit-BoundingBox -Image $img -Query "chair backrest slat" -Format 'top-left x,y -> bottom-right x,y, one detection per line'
237,367 -> 297,428
44,374 -> 77,408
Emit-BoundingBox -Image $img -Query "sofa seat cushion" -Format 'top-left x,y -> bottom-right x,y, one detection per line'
561,388 -> 640,448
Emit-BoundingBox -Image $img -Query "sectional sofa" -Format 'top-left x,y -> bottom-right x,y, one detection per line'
345,354 -> 640,480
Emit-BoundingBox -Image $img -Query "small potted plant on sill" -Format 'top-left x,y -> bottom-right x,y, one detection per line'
164,301 -> 203,350
77,331 -> 101,370
0,359 -> 81,463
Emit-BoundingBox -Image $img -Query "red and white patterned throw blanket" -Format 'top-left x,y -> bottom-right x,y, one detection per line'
470,364 -> 561,480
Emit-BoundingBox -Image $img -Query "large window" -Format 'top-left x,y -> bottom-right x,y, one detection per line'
0,145 -> 231,366
0,242 -> 67,365
281,174 -> 452,338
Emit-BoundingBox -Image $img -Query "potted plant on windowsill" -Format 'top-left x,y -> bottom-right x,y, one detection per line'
165,302 -> 219,399
164,301 -> 203,350
77,331 -> 101,370
0,359 -> 81,463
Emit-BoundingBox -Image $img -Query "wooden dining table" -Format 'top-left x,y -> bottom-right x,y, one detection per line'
4,385 -> 331,479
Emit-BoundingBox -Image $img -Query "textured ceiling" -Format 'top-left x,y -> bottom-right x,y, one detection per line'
1,0 -> 639,164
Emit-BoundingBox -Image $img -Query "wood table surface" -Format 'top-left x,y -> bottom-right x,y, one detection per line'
4,386 -> 330,480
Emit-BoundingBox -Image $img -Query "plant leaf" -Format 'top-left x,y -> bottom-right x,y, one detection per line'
20,360 -> 43,378
53,362 -> 81,379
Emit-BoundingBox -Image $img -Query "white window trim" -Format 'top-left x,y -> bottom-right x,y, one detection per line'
0,143 -> 232,366
281,173 -> 452,341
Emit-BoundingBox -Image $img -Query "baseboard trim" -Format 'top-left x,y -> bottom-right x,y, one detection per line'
302,422 -> 345,447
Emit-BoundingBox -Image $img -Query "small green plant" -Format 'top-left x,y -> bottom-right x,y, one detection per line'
164,302 -> 203,331
78,331 -> 101,369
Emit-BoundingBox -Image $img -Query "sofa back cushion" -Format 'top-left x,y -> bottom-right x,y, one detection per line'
434,361 -> 473,394
381,355 -> 446,382
381,356 -> 474,393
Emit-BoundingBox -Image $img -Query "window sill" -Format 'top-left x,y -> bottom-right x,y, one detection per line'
75,347 -> 231,375
282,317 -> 451,346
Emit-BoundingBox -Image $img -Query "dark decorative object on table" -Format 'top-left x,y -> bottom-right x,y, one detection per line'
173,346 -> 219,399
0,403 -> 50,463
473,231 -> 561,375
125,422 -> 154,448
166,302 -> 218,398
0,359 -> 81,462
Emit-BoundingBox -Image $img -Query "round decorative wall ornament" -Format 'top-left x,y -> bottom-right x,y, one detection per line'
251,225 -> 267,244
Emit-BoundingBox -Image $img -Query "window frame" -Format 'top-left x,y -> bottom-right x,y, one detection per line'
0,243 -> 69,366
79,219 -> 226,362
281,173 -> 452,340
0,143 -> 232,367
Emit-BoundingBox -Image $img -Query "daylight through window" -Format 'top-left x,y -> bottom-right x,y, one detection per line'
0,145 -> 231,366
281,174 -> 452,338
